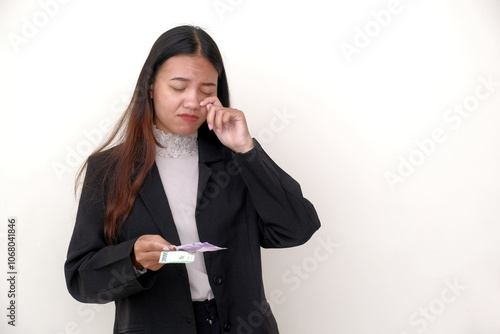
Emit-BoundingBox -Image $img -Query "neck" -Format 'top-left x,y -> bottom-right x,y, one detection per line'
153,124 -> 198,158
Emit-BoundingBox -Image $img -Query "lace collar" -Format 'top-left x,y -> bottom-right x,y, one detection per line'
153,124 -> 198,158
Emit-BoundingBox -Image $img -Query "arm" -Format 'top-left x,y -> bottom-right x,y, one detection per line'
233,140 -> 321,248
201,96 -> 320,248
64,156 -> 158,303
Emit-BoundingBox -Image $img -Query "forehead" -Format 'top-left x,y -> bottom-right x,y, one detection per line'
157,55 -> 218,81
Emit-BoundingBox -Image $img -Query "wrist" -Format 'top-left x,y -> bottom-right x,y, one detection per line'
131,253 -> 144,270
133,265 -> 147,276
233,138 -> 254,154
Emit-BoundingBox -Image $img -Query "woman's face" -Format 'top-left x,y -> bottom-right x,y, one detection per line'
151,54 -> 218,135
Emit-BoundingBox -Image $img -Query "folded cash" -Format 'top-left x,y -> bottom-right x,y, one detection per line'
159,251 -> 195,264
158,242 -> 226,264
175,242 -> 227,253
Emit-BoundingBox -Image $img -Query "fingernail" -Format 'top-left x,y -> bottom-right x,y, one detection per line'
208,123 -> 213,130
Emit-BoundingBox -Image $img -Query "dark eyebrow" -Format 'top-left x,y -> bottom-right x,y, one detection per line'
170,77 -> 216,87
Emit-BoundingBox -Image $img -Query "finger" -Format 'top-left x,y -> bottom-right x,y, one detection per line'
144,260 -> 166,272
136,235 -> 175,252
149,263 -> 165,272
136,241 -> 168,253
135,250 -> 158,263
214,108 -> 227,133
201,97 -> 223,130
200,96 -> 222,108
135,250 -> 168,270
208,105 -> 223,132
145,235 -> 174,250
221,109 -> 233,128
206,104 -> 216,130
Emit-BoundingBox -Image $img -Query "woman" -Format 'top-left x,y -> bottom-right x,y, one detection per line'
65,25 -> 321,334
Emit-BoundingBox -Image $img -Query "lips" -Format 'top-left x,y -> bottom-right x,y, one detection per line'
178,114 -> 199,122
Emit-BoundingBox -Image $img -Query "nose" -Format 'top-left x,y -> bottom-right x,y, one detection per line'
182,89 -> 201,111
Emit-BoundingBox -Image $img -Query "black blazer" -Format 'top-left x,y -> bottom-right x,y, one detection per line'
64,135 -> 321,334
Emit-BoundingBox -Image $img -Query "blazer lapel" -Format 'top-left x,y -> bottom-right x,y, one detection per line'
137,134 -> 224,246
138,163 -> 181,246
196,135 -> 224,209
196,135 -> 224,274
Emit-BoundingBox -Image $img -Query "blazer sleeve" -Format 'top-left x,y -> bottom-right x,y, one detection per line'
64,155 -> 157,304
232,139 -> 321,248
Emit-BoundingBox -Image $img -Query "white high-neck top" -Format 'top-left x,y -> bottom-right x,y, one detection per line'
153,125 -> 214,302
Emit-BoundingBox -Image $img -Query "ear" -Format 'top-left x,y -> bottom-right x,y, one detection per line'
150,84 -> 154,99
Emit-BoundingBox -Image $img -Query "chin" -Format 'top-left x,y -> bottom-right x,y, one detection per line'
173,125 -> 200,136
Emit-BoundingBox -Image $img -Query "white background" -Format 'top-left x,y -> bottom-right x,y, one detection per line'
1,0 -> 500,333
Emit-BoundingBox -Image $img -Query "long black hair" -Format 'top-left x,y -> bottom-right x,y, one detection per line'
77,25 -> 230,244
